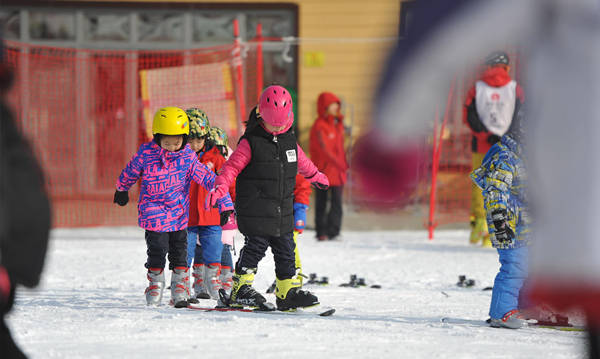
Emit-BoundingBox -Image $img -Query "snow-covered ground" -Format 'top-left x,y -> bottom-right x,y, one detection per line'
6,228 -> 586,358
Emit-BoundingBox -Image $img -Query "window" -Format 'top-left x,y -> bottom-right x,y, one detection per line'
137,13 -> 184,43
29,11 -> 75,40
84,13 -> 130,42
192,12 -> 235,43
0,10 -> 20,40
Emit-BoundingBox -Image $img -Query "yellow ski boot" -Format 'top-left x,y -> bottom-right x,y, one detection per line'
275,277 -> 319,311
229,270 -> 266,308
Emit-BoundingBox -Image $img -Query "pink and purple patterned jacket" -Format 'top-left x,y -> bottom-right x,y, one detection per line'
117,140 -> 233,232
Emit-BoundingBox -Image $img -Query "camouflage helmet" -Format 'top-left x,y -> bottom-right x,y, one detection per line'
185,108 -> 211,138
209,127 -> 228,147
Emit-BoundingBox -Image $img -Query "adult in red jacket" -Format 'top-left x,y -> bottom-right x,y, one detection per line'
310,92 -> 348,241
463,51 -> 524,247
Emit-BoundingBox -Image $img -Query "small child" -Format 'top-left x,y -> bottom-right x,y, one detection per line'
471,108 -> 530,328
114,107 -> 233,308
207,85 -> 329,311
185,109 -> 231,300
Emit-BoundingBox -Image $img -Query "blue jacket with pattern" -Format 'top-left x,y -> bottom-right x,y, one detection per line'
470,134 -> 530,249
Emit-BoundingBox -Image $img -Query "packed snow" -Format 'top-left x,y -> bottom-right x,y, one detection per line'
6,227 -> 586,358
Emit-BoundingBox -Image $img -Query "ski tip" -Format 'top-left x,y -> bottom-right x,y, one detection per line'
319,308 -> 336,316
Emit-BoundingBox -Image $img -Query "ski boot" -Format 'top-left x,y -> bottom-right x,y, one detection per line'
220,266 -> 233,295
192,264 -> 210,299
489,310 -> 527,329
203,263 -> 221,300
170,267 -> 191,308
145,268 -> 165,306
275,277 -> 319,311
230,269 -> 266,308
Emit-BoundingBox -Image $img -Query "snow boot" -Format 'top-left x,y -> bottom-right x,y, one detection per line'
170,267 -> 191,308
220,266 -> 233,294
192,264 -> 210,299
230,270 -> 266,308
490,310 -> 527,329
145,268 -> 165,306
204,263 -> 221,300
275,277 -> 319,311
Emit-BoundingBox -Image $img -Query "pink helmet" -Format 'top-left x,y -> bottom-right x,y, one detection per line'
258,85 -> 293,127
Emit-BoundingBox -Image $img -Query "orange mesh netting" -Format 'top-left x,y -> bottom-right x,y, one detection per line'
3,41 -> 254,227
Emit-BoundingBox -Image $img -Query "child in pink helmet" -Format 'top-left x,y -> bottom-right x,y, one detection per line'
207,85 -> 329,311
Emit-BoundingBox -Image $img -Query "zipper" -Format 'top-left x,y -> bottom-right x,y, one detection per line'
274,135 -> 283,236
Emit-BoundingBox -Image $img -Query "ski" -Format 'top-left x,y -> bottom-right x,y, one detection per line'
186,288 -> 335,316
441,317 -> 585,332
187,303 -> 336,317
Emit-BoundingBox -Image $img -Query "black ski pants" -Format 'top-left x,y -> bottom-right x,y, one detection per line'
315,185 -> 344,238
235,232 -> 296,280
145,230 -> 187,270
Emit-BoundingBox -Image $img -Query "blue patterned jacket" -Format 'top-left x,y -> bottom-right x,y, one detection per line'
470,135 -> 530,249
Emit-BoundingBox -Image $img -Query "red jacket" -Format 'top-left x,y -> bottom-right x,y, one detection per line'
309,92 -> 348,186
294,174 -> 311,205
463,67 -> 525,153
188,146 -> 231,227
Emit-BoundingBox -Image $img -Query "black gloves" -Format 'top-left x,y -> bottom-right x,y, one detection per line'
491,209 -> 515,242
220,210 -> 233,226
113,190 -> 129,206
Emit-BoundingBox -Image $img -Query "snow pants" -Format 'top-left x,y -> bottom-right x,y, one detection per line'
235,232 -> 296,280
145,230 -> 187,270
187,225 -> 223,267
489,246 -> 529,319
315,185 -> 344,238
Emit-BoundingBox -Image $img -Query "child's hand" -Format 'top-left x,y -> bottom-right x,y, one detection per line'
205,186 -> 228,210
293,203 -> 308,233
491,209 -> 515,242
113,190 -> 129,206
220,210 -> 233,226
307,171 -> 329,190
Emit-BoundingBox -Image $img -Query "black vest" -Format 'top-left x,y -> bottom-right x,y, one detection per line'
235,125 -> 298,237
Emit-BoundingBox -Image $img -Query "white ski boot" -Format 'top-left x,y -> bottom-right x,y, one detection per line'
192,264 -> 210,299
204,264 -> 222,300
490,310 -> 527,329
145,268 -> 165,306
170,267 -> 190,308
220,267 -> 233,295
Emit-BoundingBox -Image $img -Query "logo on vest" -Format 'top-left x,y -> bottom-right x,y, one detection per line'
286,149 -> 297,162
491,93 -> 500,101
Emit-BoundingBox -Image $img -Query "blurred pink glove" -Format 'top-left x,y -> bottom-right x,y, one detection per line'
307,171 -> 329,190
205,185 -> 229,210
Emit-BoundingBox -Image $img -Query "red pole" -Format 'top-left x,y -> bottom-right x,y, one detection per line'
428,77 -> 456,240
256,23 -> 264,100
232,19 -> 246,137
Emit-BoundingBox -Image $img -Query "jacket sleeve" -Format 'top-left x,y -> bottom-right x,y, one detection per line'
297,144 -> 321,178
294,174 -> 312,205
0,103 -> 50,288
215,139 -> 251,189
472,153 -> 517,224
463,85 -> 487,133
190,154 -> 216,191
116,146 -> 144,191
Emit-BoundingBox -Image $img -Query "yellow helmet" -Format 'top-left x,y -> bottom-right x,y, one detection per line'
152,107 -> 189,135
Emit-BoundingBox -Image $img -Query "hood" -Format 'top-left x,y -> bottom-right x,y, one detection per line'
317,92 -> 341,118
481,66 -> 512,87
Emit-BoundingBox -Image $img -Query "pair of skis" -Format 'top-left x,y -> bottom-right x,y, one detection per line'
187,289 -> 335,317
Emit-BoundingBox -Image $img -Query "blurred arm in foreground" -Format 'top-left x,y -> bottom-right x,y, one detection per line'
357,0 -> 600,354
